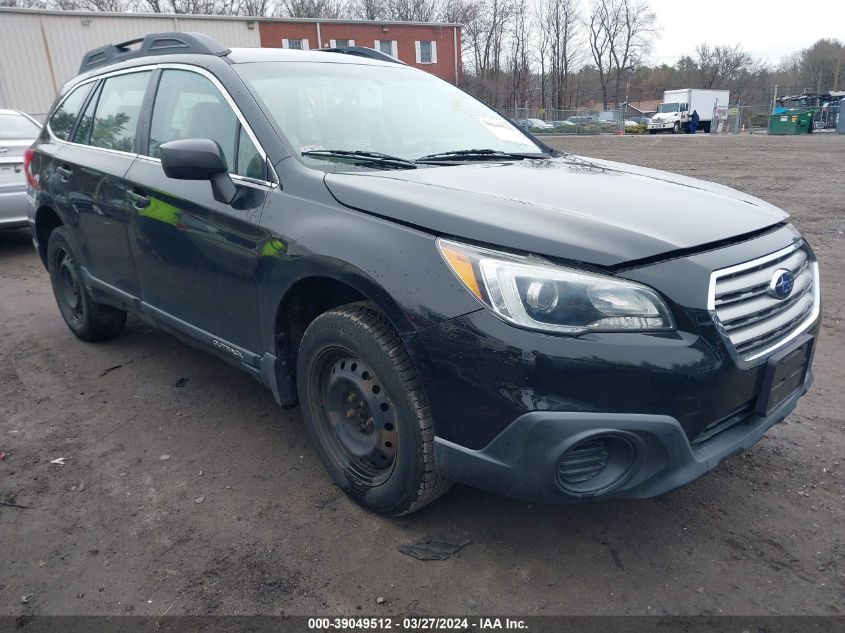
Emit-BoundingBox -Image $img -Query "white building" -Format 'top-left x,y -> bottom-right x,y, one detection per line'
0,8 -> 262,116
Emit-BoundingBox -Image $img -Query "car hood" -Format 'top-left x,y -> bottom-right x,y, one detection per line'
323,155 -> 787,267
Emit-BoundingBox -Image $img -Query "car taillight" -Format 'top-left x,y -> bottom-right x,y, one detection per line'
23,147 -> 39,188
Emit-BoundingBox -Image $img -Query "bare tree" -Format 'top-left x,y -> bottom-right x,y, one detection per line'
76,0 -> 134,10
541,0 -> 580,109
237,0 -> 274,15
587,0 -> 655,108
674,44 -> 767,104
463,0 -> 512,105
279,0 -> 346,17
348,0 -> 384,19
799,38 -> 845,92
439,0 -> 477,25
506,0 -> 531,109
0,0 -> 48,7
381,0 -> 439,21
608,0 -> 655,106
534,4 -> 553,109
587,0 -> 612,107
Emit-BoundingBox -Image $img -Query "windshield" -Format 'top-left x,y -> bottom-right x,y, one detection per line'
658,103 -> 681,113
236,61 -> 543,170
0,113 -> 41,140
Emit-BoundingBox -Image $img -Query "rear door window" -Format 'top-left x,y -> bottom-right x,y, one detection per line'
72,82 -> 101,146
90,71 -> 151,152
49,82 -> 94,141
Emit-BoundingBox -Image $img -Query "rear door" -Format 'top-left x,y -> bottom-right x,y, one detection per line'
53,70 -> 152,297
125,67 -> 271,354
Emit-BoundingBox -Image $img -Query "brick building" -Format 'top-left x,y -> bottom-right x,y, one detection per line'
0,8 -> 463,115
258,19 -> 462,83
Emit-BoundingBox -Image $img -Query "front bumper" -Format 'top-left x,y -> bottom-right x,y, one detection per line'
434,367 -> 810,502
648,121 -> 677,130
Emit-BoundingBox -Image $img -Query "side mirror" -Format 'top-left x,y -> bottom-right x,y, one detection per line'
159,138 -> 238,205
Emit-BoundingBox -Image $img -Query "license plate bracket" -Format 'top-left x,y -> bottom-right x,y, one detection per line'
754,334 -> 814,416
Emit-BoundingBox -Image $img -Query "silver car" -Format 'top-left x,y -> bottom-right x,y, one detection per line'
1,109 -> 41,229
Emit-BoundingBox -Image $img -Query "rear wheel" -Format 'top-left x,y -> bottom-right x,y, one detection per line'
47,227 -> 126,341
297,303 -> 450,515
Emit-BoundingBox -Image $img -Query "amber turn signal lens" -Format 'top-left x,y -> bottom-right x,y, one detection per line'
440,244 -> 483,299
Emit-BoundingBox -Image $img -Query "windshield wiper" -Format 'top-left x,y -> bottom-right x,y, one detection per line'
301,149 -> 417,170
416,149 -> 549,162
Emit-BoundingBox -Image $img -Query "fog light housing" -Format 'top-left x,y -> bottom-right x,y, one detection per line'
556,434 -> 637,495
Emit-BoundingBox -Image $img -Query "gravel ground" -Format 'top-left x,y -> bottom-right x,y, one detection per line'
1,133 -> 843,617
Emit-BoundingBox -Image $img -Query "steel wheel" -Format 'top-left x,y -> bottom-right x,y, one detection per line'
311,347 -> 399,487
54,246 -> 83,327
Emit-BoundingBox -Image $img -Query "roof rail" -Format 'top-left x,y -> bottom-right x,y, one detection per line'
320,46 -> 405,65
79,32 -> 230,74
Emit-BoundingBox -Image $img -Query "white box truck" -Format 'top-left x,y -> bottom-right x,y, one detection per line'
648,89 -> 730,134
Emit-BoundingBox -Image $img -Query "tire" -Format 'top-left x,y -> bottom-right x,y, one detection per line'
297,302 -> 451,515
672,122 -> 680,134
47,226 -> 127,341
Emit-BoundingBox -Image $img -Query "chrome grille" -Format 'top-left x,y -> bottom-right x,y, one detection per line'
709,242 -> 819,362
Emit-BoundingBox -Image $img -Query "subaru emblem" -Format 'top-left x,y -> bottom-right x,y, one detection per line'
768,269 -> 794,300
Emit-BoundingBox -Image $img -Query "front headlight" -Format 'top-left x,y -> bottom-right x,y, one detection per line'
438,239 -> 675,334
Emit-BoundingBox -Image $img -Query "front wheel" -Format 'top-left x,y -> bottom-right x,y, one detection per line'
672,122 -> 681,134
297,303 -> 451,515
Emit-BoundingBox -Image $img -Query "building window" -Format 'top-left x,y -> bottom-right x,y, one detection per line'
282,38 -> 309,50
374,40 -> 398,57
330,39 -> 354,48
415,40 -> 437,64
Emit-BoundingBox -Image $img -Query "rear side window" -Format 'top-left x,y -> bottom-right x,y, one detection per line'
73,82 -> 101,145
49,83 -> 94,141
150,69 -> 265,180
90,71 -> 151,152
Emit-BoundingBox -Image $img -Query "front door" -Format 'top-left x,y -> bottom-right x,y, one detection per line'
126,68 -> 271,354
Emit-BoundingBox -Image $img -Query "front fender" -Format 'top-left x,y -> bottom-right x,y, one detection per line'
255,169 -> 482,355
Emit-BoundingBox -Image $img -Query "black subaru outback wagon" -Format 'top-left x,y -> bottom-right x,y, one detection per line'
25,33 -> 820,515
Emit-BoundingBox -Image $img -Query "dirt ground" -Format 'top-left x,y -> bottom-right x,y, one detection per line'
1,133 -> 843,617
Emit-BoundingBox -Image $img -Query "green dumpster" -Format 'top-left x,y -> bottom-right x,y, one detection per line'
769,109 -> 814,135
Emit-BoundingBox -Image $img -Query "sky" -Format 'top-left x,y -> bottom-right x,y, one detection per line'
644,0 -> 845,66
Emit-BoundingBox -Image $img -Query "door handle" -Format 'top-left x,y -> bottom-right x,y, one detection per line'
128,189 -> 150,209
57,165 -> 73,180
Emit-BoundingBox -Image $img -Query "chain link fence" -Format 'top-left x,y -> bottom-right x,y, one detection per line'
501,107 -> 644,135
710,102 -> 842,134
709,105 -> 774,134
502,103 -> 844,136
